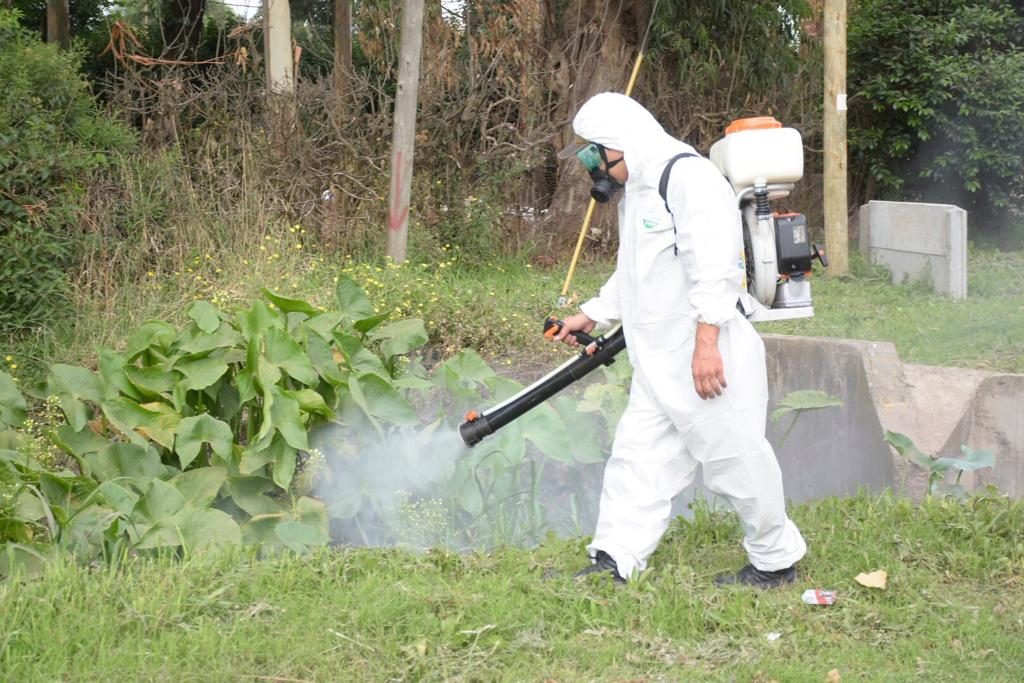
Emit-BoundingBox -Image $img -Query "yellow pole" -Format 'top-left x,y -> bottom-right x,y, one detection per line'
557,53 -> 645,307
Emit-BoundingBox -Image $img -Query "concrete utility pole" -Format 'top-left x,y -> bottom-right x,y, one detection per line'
264,0 -> 296,151
386,0 -> 425,264
46,0 -> 70,49
333,0 -> 353,99
823,0 -> 849,275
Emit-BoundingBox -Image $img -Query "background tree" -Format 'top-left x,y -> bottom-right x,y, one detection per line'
848,0 -> 1024,242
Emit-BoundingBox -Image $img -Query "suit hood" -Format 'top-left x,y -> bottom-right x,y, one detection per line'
571,93 -> 694,178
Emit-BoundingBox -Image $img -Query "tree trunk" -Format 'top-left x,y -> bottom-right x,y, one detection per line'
163,0 -> 207,58
387,0 -> 426,263
334,0 -> 353,99
46,0 -> 70,49
543,0 -> 649,248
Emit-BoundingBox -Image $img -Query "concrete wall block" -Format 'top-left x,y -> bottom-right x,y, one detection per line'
763,335 -> 896,502
859,200 -> 968,300
939,375 -> 1024,497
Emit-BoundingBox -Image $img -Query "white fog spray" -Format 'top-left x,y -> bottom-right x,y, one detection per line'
310,405 -> 608,552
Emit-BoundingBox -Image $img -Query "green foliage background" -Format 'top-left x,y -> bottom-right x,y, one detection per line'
0,11 -> 135,330
849,0 -> 1024,234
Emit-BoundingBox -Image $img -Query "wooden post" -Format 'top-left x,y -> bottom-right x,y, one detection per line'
823,0 -> 849,275
333,0 -> 353,98
46,0 -> 70,49
386,0 -> 425,264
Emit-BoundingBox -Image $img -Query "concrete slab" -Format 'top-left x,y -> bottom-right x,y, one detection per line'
939,375 -> 1024,496
859,200 -> 968,299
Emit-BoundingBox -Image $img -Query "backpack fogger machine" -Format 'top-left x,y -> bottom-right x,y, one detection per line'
460,116 -> 827,447
709,116 -> 828,321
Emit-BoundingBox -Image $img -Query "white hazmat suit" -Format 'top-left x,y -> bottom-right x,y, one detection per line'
572,93 -> 806,580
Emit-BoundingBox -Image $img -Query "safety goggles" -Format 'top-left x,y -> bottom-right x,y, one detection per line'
558,138 -> 604,172
574,143 -> 604,172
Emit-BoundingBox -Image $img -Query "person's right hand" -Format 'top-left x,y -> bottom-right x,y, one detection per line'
552,313 -> 597,348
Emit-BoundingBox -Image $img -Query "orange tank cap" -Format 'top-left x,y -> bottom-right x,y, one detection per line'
725,116 -> 782,135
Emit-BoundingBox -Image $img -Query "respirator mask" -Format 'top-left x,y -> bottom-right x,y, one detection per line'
575,143 -> 624,203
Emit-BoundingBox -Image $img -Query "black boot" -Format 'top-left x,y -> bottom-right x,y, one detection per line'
714,563 -> 797,589
574,550 -> 627,584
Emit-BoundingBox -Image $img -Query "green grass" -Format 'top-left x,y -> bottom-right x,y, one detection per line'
757,248 -> 1024,372
2,491 -> 1023,681
5,236 -> 1020,389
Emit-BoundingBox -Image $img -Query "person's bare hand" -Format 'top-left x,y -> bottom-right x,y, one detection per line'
552,313 -> 597,347
692,322 -> 727,399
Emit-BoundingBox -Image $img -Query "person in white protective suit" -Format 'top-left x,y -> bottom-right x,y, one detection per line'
553,92 -> 807,588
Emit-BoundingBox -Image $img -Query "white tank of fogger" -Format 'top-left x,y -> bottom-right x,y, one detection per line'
709,117 -> 804,193
709,117 -> 826,321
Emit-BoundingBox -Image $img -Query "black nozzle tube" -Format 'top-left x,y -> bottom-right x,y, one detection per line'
459,327 -> 626,447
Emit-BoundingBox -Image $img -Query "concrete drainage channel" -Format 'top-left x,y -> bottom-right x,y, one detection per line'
762,334 -> 1023,503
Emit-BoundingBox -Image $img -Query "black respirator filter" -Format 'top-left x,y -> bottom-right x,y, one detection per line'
588,169 -> 623,203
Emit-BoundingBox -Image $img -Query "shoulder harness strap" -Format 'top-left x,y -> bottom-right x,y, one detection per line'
658,152 -> 699,255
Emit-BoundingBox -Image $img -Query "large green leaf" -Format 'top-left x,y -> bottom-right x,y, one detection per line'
125,366 -> 181,398
176,324 -> 243,355
125,321 -> 177,361
268,387 -> 309,452
769,390 -> 843,423
96,481 -> 139,517
335,275 -> 376,320
52,424 -> 109,459
174,414 -> 233,470
239,433 -> 290,475
263,327 -> 318,386
349,374 -> 418,426
932,446 -> 996,473
227,475 -> 286,517
884,431 -> 935,470
48,364 -> 103,431
520,404 -> 572,463
175,355 -> 230,393
171,466 -> 227,508
0,370 -> 26,429
133,478 -> 186,524
370,319 -> 429,359
98,349 -> 141,401
255,353 -> 283,393
135,508 -> 241,554
262,288 -> 319,315
334,334 -> 389,379
237,300 -> 285,339
305,333 -> 347,386
186,300 -> 223,334
275,520 -> 328,554
303,312 -> 345,340
353,313 -> 388,334
101,397 -> 179,448
241,513 -> 288,548
286,389 -> 332,418
177,508 -> 241,553
86,443 -> 165,487
436,350 -> 497,385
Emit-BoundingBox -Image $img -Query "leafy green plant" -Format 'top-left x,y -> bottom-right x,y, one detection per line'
1,275 -> 436,574
769,389 -> 843,444
885,430 -> 996,499
0,9 -> 136,330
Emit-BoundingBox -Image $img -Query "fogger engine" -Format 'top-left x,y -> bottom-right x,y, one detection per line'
710,116 -> 828,321
458,319 -> 625,447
